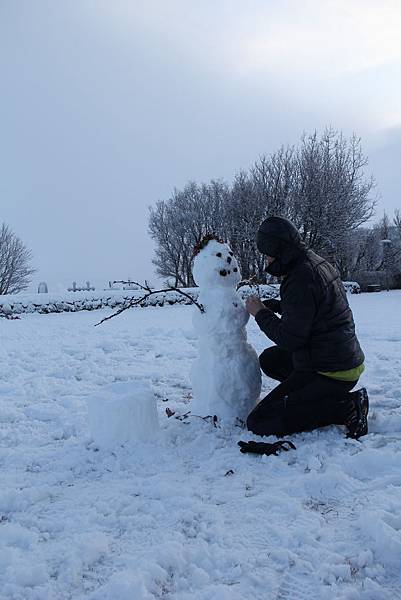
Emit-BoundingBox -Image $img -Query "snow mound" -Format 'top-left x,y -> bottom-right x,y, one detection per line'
86,381 -> 159,449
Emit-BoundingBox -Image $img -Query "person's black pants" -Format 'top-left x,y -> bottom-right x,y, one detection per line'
247,346 -> 357,437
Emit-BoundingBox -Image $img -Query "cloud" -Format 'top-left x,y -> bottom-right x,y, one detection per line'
94,0 -> 401,77
0,0 -> 400,288
237,0 -> 401,76
91,0 -> 401,130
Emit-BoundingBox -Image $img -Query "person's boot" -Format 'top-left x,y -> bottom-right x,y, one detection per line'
345,388 -> 369,439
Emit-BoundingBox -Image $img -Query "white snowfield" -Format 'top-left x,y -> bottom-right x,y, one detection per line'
0,291 -> 400,599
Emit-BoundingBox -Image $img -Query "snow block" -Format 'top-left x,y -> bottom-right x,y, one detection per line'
86,381 -> 159,449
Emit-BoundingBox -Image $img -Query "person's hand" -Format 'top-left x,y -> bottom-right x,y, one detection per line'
262,298 -> 281,314
245,296 -> 265,317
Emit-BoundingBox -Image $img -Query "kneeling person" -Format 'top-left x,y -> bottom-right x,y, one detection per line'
245,216 -> 368,439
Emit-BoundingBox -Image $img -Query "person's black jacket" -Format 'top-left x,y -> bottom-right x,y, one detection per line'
255,218 -> 365,372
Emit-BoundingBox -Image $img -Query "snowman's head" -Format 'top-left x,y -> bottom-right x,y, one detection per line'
192,238 -> 241,289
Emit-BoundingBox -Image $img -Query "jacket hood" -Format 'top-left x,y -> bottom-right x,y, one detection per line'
257,216 -> 306,276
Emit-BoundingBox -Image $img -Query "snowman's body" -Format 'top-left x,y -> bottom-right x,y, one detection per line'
190,239 -> 261,422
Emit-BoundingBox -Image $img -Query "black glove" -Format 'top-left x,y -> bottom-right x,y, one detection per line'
238,440 -> 296,456
262,298 -> 282,314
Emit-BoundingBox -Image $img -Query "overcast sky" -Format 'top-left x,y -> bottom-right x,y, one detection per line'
1,0 -> 401,290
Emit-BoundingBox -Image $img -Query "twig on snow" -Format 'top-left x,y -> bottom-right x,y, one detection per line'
165,408 -> 219,427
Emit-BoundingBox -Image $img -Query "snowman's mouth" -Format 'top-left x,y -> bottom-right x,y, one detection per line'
220,269 -> 230,276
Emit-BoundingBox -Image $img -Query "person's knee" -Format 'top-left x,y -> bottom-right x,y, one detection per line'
259,348 -> 269,364
259,347 -> 274,363
259,347 -> 276,374
259,346 -> 293,382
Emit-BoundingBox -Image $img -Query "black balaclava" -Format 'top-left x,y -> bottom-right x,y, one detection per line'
257,216 -> 306,277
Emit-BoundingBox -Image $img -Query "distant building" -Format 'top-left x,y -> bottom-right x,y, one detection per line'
68,281 -> 95,292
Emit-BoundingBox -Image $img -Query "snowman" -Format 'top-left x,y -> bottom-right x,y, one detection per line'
190,237 -> 262,423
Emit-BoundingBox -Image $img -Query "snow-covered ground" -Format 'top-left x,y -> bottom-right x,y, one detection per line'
1,292 -> 401,600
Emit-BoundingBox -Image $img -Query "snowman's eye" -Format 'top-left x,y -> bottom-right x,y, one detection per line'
233,268 -> 238,272
229,252 -> 233,256
216,252 -> 222,257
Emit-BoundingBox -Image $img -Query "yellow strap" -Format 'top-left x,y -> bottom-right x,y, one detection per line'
318,363 -> 365,382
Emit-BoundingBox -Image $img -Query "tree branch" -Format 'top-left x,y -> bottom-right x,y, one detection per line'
95,281 -> 204,326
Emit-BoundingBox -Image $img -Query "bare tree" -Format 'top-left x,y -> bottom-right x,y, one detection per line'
292,129 -> 376,258
337,227 -> 382,279
393,209 -> 401,239
0,223 -> 35,294
378,211 -> 391,239
375,212 -> 401,273
149,180 -> 229,286
341,210 -> 401,289
148,198 -> 188,287
223,171 -> 264,280
149,128 -> 377,286
252,147 -> 295,219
